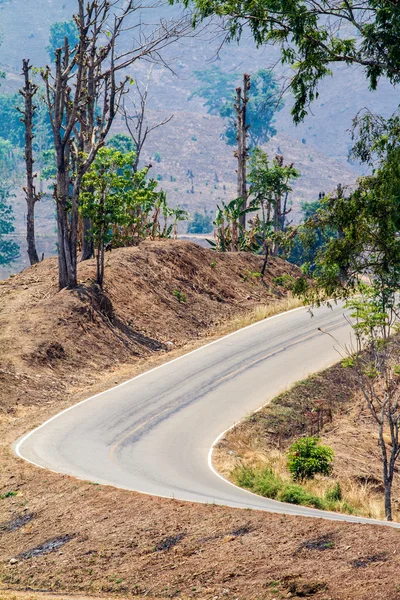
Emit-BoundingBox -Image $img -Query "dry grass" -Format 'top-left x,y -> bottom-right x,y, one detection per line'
213,359 -> 400,522
233,448 -> 386,520
217,295 -> 303,336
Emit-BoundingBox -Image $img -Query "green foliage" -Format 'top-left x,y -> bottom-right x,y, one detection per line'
287,437 -> 334,481
191,67 -> 283,146
278,484 -> 324,509
187,210 -> 213,234
107,133 -> 135,154
81,147 -> 187,258
0,137 -> 19,265
172,0 -> 400,123
0,91 -> 52,158
295,152 -> 400,306
0,195 -> 19,266
0,94 -> 24,147
287,198 -> 336,273
247,148 -> 300,257
0,490 -> 18,499
173,289 -> 187,303
233,465 -> 355,514
211,197 -> 254,252
273,274 -> 295,290
234,466 -> 282,499
47,20 -> 79,61
248,149 -> 299,212
325,482 -> 342,502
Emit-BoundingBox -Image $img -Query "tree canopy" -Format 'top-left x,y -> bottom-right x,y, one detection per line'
46,20 -> 79,61
174,0 -> 400,122
191,67 -> 282,146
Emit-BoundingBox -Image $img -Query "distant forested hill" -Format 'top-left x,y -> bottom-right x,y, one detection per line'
0,0 -> 398,277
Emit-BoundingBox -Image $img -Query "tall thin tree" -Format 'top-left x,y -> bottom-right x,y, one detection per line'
235,73 -> 250,229
19,59 -> 40,265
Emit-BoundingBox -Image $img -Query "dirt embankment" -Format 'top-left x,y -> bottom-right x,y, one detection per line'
2,241 -> 400,600
0,240 -> 299,414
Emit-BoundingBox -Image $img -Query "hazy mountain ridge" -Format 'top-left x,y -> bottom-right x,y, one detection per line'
0,0 -> 398,277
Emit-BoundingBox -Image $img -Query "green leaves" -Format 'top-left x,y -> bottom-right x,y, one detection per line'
172,0 -> 400,122
190,67 -> 283,146
80,147 -> 187,251
287,437 -> 334,481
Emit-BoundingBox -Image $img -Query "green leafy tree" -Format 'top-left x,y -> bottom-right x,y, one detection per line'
0,94 -> 24,147
107,133 -> 136,154
248,148 -> 299,274
287,437 -> 334,481
0,197 -> 19,266
189,66 -> 237,115
81,147 -> 187,286
287,197 -> 337,274
187,210 -> 213,234
344,288 -> 400,521
0,137 -> 19,265
47,20 -> 79,61
191,67 -> 283,146
293,115 -> 400,520
80,147 -> 137,287
174,0 -> 400,123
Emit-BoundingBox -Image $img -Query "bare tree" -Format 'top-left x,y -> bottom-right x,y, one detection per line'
343,294 -> 400,522
121,68 -> 173,173
19,59 -> 40,265
40,0 -> 191,289
234,73 -> 250,229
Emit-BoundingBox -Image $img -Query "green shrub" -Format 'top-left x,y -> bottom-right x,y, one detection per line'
273,274 -> 295,290
234,466 -> 257,489
278,484 -> 325,509
325,482 -> 342,502
287,437 -> 334,481
173,289 -> 187,304
253,468 -> 282,499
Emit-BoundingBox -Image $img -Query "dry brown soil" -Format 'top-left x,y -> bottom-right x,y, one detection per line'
2,241 -> 400,600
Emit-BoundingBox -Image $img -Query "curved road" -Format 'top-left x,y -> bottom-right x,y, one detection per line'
15,303 -> 400,528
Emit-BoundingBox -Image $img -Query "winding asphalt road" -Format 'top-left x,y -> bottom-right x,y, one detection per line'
15,303 -> 400,528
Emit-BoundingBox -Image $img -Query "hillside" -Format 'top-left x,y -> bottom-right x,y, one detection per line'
1,114 -> 357,280
214,359 -> 400,522
2,242 -> 400,600
0,240 -> 300,412
1,0 -> 399,278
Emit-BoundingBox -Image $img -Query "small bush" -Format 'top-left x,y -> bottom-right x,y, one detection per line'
325,482 -> 342,502
287,437 -> 334,481
273,274 -> 295,290
278,484 -> 325,509
254,469 -> 282,499
234,466 -> 257,489
173,289 -> 187,304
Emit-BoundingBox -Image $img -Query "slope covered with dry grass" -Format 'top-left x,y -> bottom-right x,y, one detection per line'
214,357 -> 400,521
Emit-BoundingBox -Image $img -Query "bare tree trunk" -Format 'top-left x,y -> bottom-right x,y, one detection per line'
379,422 -> 394,521
20,59 -> 40,265
96,243 -> 105,288
384,479 -> 393,521
235,74 -> 251,229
